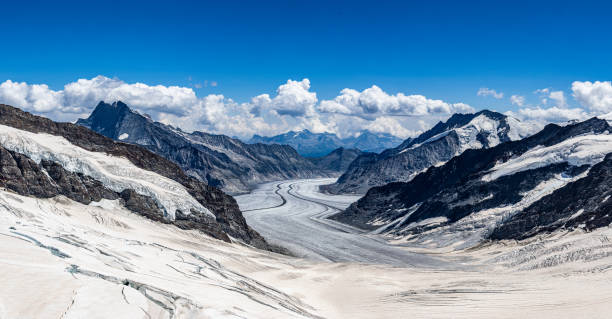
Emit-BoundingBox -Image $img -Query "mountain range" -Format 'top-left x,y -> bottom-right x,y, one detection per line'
248,129 -> 403,157
77,101 -> 335,194
322,110 -> 538,194
1,101 -> 612,317
307,147 -> 364,173
0,103 -> 277,251
333,117 -> 612,249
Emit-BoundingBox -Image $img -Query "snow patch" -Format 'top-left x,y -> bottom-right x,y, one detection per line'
0,124 -> 212,219
483,134 -> 612,181
401,113 -> 532,155
568,209 -> 585,220
117,133 -> 129,140
390,171 -> 590,250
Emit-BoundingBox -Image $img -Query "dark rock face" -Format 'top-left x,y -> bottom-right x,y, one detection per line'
0,147 -> 120,204
0,104 -> 271,250
77,101 -> 324,194
323,110 -> 524,195
308,147 -> 364,173
248,129 -> 403,157
0,144 -> 233,242
334,117 -> 612,241
490,154 -> 612,240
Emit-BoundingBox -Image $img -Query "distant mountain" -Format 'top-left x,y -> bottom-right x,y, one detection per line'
77,101 -> 327,194
308,147 -> 364,173
322,110 -> 538,194
248,129 -> 402,157
332,117 -> 612,249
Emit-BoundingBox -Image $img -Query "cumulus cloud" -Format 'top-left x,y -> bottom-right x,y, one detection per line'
0,76 -> 203,121
572,81 -> 612,113
250,79 -> 317,117
510,86 -> 590,124
510,95 -> 525,106
507,106 -> 588,123
364,116 -> 422,138
318,85 -> 474,119
548,90 -> 566,107
477,87 -> 504,99
0,76 -> 482,140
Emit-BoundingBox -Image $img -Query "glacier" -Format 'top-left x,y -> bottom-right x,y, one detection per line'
483,133 -> 612,182
0,124 -> 212,220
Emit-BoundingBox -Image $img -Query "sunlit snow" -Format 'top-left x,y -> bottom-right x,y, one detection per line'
0,124 -> 212,219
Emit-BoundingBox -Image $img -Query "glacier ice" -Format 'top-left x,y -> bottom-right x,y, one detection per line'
0,124 -> 213,219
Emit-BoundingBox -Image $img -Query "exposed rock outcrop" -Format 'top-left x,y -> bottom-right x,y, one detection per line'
0,104 -> 271,250
323,110 -> 536,194
77,101 -> 325,194
334,117 -> 612,247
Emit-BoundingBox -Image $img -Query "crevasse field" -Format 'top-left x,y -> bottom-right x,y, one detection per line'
2,176 -> 612,318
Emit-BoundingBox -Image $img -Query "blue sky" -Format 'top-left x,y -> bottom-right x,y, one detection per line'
1,0 -> 611,138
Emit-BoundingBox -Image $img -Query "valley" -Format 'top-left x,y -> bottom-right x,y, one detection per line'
237,178 -> 447,267
3,177 -> 612,318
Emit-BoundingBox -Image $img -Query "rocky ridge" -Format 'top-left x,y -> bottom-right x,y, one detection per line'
0,103 -> 276,251
333,117 -> 612,248
322,110 -> 536,194
77,101 -> 326,194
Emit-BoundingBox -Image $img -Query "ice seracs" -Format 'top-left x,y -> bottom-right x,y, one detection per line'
483,134 -> 612,181
0,124 -> 212,219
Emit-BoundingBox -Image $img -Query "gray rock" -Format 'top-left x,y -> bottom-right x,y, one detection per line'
77,101 -> 327,194
323,110 -> 529,195
0,103 -> 273,251
334,117 -> 612,241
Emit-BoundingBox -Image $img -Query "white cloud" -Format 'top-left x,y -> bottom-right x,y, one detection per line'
0,80 -> 64,114
477,87 -> 504,99
572,81 -> 612,113
510,95 -> 525,106
251,79 -> 317,117
319,85 -> 474,119
507,106 -> 588,123
548,90 -> 566,107
364,116 -> 422,138
533,87 -> 568,107
0,76 -> 484,140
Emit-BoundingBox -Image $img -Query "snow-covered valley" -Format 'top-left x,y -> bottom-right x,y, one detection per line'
2,178 -> 612,318
237,178 -> 448,266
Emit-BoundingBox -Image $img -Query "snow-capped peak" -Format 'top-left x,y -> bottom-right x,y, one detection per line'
402,111 -> 535,153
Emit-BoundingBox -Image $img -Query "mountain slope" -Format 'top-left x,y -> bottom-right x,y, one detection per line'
248,129 -> 402,157
323,110 -> 537,194
77,101 -> 324,194
307,147 -> 364,173
0,103 -> 275,251
333,117 -> 612,249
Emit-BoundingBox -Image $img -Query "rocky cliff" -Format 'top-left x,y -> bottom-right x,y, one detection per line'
77,101 -> 326,194
0,103 -> 277,251
322,110 -> 536,194
333,117 -> 612,249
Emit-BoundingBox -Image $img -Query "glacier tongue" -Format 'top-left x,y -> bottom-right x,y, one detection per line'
0,124 -> 212,220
